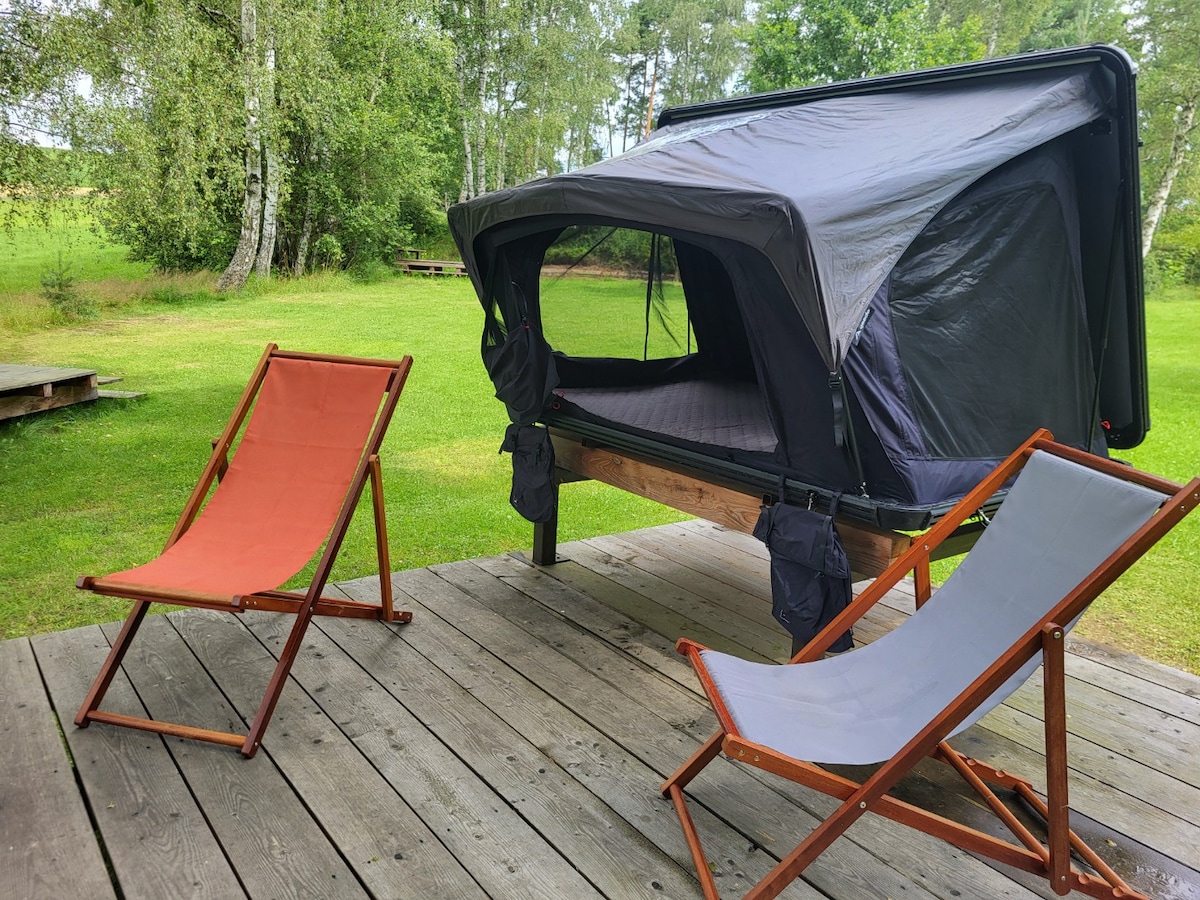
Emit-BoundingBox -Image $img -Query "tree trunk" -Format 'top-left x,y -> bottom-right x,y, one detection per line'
256,142 -> 279,277
475,68 -> 488,196
1143,95 -> 1197,257
254,30 -> 278,279
621,65 -> 634,153
454,47 -> 474,201
986,0 -> 1001,56
460,113 -> 474,202
293,189 -> 313,276
533,76 -> 549,177
643,52 -> 659,139
217,0 -> 263,291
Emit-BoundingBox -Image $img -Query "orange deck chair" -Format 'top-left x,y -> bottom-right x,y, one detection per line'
75,344 -> 413,758
662,429 -> 1198,900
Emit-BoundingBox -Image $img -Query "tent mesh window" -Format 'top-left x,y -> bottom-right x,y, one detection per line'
539,226 -> 782,457
539,226 -> 690,361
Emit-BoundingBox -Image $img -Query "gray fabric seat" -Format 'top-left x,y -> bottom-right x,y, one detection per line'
701,449 -> 1167,765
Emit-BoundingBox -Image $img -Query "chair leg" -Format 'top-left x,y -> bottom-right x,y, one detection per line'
914,558 -> 932,608
661,731 -> 725,900
241,597 -> 321,757
368,454 -> 409,623
1041,622 -> 1071,894
661,729 -> 724,795
665,782 -> 721,900
75,599 -> 151,727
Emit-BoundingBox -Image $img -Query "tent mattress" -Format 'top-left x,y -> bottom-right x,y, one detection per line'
555,380 -> 778,455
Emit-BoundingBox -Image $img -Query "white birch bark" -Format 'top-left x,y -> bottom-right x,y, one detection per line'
254,29 -> 278,279
217,0 -> 263,291
256,142 -> 279,277
1143,96 -> 1197,257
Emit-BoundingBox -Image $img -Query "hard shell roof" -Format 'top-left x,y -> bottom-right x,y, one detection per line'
449,47 -> 1139,375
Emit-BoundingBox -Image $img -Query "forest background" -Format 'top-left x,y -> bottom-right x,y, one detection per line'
1,0 -> 1199,288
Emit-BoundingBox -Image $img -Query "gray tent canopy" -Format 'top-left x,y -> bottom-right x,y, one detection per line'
449,45 -> 1147,530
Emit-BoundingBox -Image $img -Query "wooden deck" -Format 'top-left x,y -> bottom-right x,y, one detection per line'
0,364 -> 142,420
4,521 -> 1199,900
0,364 -> 98,420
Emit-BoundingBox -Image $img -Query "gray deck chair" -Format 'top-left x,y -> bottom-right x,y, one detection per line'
662,430 -> 1198,900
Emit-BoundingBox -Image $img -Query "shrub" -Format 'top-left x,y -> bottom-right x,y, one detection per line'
312,233 -> 345,270
1149,223 -> 1200,287
40,253 -> 95,320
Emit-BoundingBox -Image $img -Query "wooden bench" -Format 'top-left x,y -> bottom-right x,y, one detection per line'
399,259 -> 467,276
533,428 -> 981,583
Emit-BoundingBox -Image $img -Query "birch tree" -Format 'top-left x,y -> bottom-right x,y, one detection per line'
255,17 -> 279,279
217,0 -> 265,290
446,0 -> 614,198
1134,0 -> 1200,256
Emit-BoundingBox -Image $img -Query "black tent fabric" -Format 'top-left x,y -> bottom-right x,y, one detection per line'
449,45 -> 1147,529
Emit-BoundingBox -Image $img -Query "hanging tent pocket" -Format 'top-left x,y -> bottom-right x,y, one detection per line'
753,496 -> 854,654
500,423 -> 557,523
482,279 -> 559,427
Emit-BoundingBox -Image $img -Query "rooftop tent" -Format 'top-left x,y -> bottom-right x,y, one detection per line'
448,45 -> 1148,530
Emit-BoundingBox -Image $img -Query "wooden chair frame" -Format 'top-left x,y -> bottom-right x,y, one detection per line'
75,344 -> 413,758
662,429 -> 1199,900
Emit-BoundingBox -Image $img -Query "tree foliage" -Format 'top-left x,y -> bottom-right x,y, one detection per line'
743,0 -> 985,91
1,0 -> 1197,282
1132,0 -> 1200,257
1,0 -> 89,226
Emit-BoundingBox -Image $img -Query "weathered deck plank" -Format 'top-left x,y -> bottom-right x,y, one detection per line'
0,638 -> 116,900
319,592 -> 699,899
418,559 -> 1041,900
384,566 -> 764,898
31,626 -> 246,900
4,521 -> 1198,900
168,610 -> 488,900
104,614 -> 370,899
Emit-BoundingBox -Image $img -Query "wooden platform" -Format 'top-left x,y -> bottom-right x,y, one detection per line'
540,427 -> 936,577
399,258 -> 467,276
0,365 -> 142,421
0,364 -> 98,421
4,521 -> 1199,900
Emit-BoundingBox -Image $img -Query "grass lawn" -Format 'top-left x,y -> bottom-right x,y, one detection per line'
0,198 -> 151,302
1079,294 -> 1200,672
0,272 -> 691,639
1,235 -> 1197,674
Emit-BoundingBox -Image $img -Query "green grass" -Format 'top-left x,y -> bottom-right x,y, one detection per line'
0,197 -> 157,332
0,272 -> 687,639
1,226 -> 1197,674
1072,294 -> 1200,672
0,198 -> 150,295
541,276 -> 690,358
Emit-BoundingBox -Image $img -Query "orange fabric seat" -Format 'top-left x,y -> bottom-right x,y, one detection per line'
101,356 -> 393,596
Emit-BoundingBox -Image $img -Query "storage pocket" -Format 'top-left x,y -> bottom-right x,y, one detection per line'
500,423 -> 557,523
483,320 -> 559,425
753,501 -> 853,654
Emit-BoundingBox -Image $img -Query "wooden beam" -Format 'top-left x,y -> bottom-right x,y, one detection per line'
548,431 -> 910,578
